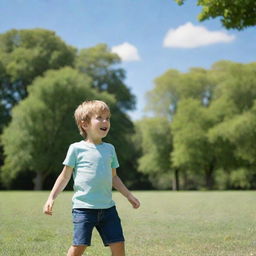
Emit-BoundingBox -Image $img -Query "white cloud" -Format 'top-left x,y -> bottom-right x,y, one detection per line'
111,42 -> 140,62
163,22 -> 235,48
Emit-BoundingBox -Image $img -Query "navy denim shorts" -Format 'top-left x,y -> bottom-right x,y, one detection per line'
72,206 -> 125,246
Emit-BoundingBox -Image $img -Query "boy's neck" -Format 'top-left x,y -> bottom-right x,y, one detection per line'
85,138 -> 103,145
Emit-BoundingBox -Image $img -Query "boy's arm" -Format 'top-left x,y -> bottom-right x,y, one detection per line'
43,165 -> 73,216
112,168 -> 140,209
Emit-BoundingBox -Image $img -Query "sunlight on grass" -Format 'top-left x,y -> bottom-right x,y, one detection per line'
0,191 -> 256,256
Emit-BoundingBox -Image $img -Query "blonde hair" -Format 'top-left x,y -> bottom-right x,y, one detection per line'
74,100 -> 110,138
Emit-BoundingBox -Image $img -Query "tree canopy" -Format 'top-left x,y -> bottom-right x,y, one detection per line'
144,60 -> 256,189
76,44 -> 136,111
0,28 -> 139,190
1,67 -> 114,189
0,29 -> 76,130
135,117 -> 172,189
175,0 -> 256,30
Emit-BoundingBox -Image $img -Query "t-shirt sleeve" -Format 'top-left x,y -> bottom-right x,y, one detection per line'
111,145 -> 119,168
63,144 -> 76,168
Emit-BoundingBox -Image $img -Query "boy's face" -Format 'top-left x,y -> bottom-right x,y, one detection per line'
82,111 -> 111,141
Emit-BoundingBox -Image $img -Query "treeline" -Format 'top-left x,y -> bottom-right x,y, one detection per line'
136,62 -> 256,190
0,28 -> 149,190
0,29 -> 256,190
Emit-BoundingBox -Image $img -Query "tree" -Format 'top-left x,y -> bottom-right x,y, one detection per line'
0,28 -> 76,130
135,117 -> 173,189
208,107 -> 256,188
145,60 -> 256,189
175,0 -> 256,30
76,44 -> 136,111
206,61 -> 256,189
207,61 -> 256,157
1,67 -> 114,190
145,68 -> 215,189
146,68 -> 211,119
171,98 -> 216,189
0,29 -> 141,190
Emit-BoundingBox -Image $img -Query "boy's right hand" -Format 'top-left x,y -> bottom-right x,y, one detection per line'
43,199 -> 54,216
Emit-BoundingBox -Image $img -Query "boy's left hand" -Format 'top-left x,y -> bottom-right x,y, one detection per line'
127,194 -> 140,209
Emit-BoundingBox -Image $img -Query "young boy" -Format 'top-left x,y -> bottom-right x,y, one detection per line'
43,100 -> 140,256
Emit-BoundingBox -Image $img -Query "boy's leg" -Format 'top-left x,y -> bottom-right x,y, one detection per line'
109,242 -> 125,256
96,206 -> 125,256
67,245 -> 87,256
71,208 -> 96,255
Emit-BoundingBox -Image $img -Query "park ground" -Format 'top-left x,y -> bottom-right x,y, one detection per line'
0,191 -> 256,256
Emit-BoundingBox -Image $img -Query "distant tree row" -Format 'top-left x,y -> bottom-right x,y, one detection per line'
135,61 -> 256,190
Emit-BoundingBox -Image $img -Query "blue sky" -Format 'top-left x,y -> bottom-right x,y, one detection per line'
0,0 -> 255,120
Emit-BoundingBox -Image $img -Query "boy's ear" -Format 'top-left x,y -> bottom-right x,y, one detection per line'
81,120 -> 89,129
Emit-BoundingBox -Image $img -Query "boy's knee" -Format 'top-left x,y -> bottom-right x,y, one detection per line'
67,245 -> 87,256
110,242 -> 125,256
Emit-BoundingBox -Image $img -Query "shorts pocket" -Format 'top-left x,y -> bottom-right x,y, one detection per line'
72,210 -> 88,224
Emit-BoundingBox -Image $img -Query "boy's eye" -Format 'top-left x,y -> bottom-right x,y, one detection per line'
96,115 -> 110,121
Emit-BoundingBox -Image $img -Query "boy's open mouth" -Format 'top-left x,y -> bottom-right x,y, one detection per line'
100,127 -> 108,131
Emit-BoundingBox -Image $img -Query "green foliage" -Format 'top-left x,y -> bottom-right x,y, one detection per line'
175,0 -> 256,30
146,67 -> 217,189
171,98 -> 211,170
76,44 -> 136,111
146,68 -> 211,119
0,28 -> 140,190
135,117 -> 172,189
210,61 -> 256,113
212,168 -> 228,190
207,62 -> 256,165
208,107 -> 256,163
145,60 -> 256,189
229,168 -> 251,189
0,28 -> 76,129
145,69 -> 180,117
1,67 -> 114,187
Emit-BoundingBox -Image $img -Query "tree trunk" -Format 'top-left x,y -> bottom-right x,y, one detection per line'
33,171 -> 44,190
205,164 -> 215,190
172,169 -> 180,191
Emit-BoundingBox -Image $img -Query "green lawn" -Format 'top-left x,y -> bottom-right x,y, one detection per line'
0,191 -> 256,256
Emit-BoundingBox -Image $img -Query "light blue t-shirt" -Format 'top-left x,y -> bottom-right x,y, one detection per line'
63,140 -> 119,209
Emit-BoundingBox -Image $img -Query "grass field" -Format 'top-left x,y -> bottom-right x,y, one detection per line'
0,191 -> 256,256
